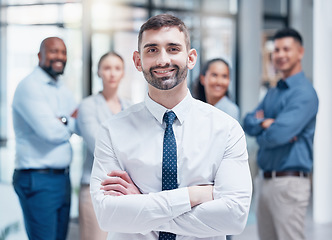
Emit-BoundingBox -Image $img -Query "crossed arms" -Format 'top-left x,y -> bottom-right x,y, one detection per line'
90,123 -> 252,238
244,89 -> 318,148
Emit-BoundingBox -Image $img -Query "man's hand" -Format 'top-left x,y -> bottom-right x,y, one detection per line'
290,136 -> 298,143
101,170 -> 141,196
71,109 -> 78,118
261,118 -> 275,129
188,185 -> 213,208
255,110 -> 265,119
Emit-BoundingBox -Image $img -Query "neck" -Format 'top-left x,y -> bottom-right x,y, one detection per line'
281,65 -> 302,79
148,81 -> 188,109
102,87 -> 118,101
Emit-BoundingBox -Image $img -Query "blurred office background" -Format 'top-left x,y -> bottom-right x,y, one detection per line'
1,0 -> 332,239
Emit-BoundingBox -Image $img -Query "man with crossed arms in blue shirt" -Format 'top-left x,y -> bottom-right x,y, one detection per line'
90,14 -> 252,240
12,37 -> 79,240
244,28 -> 319,240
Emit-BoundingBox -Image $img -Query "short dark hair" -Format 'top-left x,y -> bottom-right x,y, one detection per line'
273,28 -> 303,45
138,14 -> 191,52
193,58 -> 231,102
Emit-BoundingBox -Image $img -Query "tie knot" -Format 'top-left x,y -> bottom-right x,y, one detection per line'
163,111 -> 176,126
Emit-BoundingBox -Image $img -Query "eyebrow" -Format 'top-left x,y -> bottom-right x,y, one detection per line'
143,43 -> 182,49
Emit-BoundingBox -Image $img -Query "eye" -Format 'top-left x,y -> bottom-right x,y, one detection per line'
211,73 -> 218,77
222,74 -> 228,78
168,47 -> 180,53
147,48 -> 157,53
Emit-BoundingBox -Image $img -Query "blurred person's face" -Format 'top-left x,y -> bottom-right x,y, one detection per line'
200,61 -> 230,103
272,37 -> 303,78
38,38 -> 67,79
133,26 -> 196,91
98,55 -> 124,91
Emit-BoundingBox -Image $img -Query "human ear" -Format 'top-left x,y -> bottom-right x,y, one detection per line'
298,45 -> 304,61
187,49 -> 197,70
199,74 -> 205,86
133,51 -> 143,72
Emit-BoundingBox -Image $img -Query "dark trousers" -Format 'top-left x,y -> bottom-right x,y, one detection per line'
13,169 -> 71,240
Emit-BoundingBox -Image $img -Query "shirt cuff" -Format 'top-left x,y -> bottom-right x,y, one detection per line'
167,187 -> 191,217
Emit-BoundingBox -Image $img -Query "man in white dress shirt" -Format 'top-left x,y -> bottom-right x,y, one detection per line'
90,14 -> 252,240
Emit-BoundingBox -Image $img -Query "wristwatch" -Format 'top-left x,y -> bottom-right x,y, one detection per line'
60,116 -> 68,125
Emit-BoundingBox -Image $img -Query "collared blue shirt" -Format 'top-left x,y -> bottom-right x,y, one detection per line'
244,71 -> 319,172
12,67 -> 79,169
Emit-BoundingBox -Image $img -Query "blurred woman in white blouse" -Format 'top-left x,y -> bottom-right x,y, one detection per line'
77,52 -> 131,240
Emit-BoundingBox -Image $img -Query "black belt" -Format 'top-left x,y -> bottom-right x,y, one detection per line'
17,167 -> 69,175
263,171 -> 309,179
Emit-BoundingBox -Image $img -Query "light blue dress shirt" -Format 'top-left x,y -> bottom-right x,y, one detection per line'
77,93 -> 131,184
214,96 -> 240,122
12,66 -> 79,169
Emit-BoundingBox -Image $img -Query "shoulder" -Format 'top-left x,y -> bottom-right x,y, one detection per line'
13,69 -> 43,100
80,94 -> 99,106
120,98 -> 133,109
292,77 -> 318,101
78,94 -> 101,115
192,99 -> 244,139
102,102 -> 146,126
193,98 -> 239,125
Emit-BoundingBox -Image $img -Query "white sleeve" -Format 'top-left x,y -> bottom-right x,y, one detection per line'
90,124 -> 192,234
155,124 -> 253,237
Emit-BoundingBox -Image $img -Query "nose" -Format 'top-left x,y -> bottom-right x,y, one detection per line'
156,49 -> 171,67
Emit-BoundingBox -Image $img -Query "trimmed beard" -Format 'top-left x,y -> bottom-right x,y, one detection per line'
41,60 -> 66,79
142,64 -> 188,90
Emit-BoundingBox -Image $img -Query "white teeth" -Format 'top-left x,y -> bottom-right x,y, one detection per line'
54,62 -> 63,67
155,70 -> 170,73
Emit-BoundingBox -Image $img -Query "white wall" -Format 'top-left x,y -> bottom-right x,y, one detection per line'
238,0 -> 263,120
238,0 -> 263,178
290,0 -> 314,81
313,0 -> 332,224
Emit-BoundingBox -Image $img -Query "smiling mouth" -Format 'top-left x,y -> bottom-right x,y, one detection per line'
153,69 -> 175,73
53,61 -> 64,67
152,69 -> 176,79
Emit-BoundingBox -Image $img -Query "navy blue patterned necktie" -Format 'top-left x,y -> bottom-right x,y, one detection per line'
159,111 -> 177,240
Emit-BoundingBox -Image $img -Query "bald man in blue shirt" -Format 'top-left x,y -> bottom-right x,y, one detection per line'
12,37 -> 79,240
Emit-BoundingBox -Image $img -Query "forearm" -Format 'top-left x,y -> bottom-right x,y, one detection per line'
155,196 -> 251,237
243,113 -> 264,136
90,179 -> 191,233
155,155 -> 252,237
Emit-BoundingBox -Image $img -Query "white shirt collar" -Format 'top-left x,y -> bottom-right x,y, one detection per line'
144,89 -> 193,125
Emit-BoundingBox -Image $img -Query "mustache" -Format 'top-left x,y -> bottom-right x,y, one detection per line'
149,64 -> 179,72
